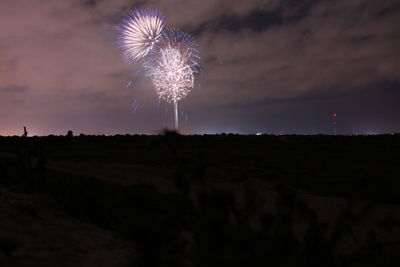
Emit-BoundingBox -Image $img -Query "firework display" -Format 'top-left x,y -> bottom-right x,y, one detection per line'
144,29 -> 199,102
152,29 -> 200,71
119,9 -> 166,63
119,9 -> 200,130
146,46 -> 195,103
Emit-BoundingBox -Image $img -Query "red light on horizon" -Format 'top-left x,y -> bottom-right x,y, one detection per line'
333,113 -> 337,117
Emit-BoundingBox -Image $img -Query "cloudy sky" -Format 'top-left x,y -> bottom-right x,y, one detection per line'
0,0 -> 399,135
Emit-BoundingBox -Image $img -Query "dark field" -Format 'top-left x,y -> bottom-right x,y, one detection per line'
0,134 -> 399,266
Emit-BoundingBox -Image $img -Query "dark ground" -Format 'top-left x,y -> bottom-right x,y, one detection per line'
0,133 -> 399,266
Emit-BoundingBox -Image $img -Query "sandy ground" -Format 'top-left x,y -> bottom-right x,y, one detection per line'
233,178 -> 400,258
0,185 -> 136,267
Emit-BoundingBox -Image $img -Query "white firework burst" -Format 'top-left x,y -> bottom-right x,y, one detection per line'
143,28 -> 200,130
119,9 -> 166,63
149,46 -> 195,103
155,28 -> 200,72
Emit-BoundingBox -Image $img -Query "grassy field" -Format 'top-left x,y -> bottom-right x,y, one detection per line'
0,134 -> 399,266
2,134 -> 399,201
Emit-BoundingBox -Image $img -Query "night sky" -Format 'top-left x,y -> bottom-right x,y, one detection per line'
1,0 -> 399,135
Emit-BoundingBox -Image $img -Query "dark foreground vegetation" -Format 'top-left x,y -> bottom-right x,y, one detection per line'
0,133 -> 399,266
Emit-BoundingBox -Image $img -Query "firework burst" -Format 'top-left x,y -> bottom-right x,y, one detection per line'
146,46 -> 194,103
118,10 -> 200,131
144,29 -> 200,129
155,29 -> 200,71
144,28 -> 199,102
118,9 -> 166,63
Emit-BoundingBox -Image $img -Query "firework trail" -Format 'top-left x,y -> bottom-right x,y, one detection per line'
126,81 -> 133,88
144,28 -> 199,130
118,9 -> 166,63
131,99 -> 138,113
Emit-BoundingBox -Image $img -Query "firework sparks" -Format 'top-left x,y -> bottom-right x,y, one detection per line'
144,29 -> 200,103
118,9 -> 166,63
131,99 -> 138,113
126,81 -> 133,88
144,29 -> 200,130
118,11 -> 200,131
152,29 -> 200,71
147,46 -> 194,103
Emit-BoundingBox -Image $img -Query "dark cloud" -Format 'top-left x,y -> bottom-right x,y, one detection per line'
0,0 -> 399,135
191,0 -> 312,34
0,85 -> 28,93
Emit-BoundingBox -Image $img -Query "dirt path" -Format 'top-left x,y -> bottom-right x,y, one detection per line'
46,160 -> 178,192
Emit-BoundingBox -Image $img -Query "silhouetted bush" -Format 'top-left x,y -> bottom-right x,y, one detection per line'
66,130 -> 73,138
